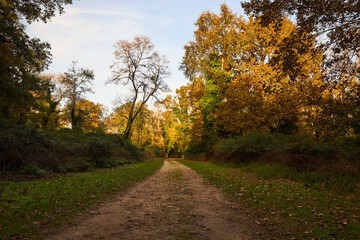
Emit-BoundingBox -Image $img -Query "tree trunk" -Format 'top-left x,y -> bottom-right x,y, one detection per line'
71,105 -> 76,129
123,118 -> 133,139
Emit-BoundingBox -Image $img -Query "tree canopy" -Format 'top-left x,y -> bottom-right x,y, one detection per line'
0,0 -> 73,122
59,61 -> 95,129
241,0 -> 360,82
108,35 -> 170,138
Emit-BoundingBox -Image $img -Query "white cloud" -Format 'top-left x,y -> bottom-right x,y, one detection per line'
26,4 -> 148,109
66,7 -> 147,20
25,0 -> 245,110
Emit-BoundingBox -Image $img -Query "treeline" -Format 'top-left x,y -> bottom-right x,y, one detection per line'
1,1 -> 171,174
0,61 -> 145,173
2,1 -> 360,174
161,2 -> 360,173
1,1 -> 183,175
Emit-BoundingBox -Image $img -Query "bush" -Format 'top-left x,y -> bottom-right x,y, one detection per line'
49,130 -> 144,171
0,122 -> 144,174
93,157 -> 116,168
216,133 -> 335,157
184,141 -> 208,159
336,136 -> 360,160
21,164 -> 47,177
144,146 -> 163,157
213,132 -> 348,171
0,120 -> 52,170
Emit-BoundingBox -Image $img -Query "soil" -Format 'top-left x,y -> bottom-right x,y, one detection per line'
45,159 -> 269,240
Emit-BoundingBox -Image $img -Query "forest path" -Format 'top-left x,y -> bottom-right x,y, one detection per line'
46,159 -> 267,240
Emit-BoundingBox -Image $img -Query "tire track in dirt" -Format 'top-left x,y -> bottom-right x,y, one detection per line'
46,159 -> 268,239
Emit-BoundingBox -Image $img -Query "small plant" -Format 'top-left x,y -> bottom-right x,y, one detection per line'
21,165 -> 47,177
94,157 -> 116,168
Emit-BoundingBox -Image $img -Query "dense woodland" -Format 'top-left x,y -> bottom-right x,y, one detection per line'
1,0 -> 360,175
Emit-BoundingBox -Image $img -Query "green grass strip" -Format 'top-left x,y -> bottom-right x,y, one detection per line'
181,160 -> 360,240
0,159 -> 163,239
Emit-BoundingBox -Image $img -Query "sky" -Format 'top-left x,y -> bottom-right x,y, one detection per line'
27,0 -> 245,110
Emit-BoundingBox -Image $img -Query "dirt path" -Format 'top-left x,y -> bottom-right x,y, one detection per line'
46,160 -> 268,240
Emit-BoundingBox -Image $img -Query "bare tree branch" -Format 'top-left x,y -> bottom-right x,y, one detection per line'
107,35 -> 170,138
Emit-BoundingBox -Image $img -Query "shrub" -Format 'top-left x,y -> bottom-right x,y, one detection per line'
0,122 -> 144,174
215,132 -> 289,160
0,121 -> 52,171
21,164 -> 47,177
184,141 -> 207,159
144,146 -> 163,157
93,157 -> 116,168
336,136 -> 360,160
213,132 -> 347,171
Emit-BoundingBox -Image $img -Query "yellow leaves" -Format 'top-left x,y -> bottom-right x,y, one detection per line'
180,3 -> 360,140
72,99 -> 106,133
183,4 -> 246,79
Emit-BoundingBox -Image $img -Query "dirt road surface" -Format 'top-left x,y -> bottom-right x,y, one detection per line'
46,160 -> 268,240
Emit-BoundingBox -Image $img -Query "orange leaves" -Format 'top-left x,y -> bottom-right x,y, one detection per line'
182,3 -> 245,79
180,3 -> 360,142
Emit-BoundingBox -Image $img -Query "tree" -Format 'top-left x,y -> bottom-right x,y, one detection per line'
106,102 -> 165,155
71,99 -> 107,132
161,96 -> 192,157
181,4 -> 241,147
108,35 -> 170,138
242,0 -> 360,138
0,0 -> 72,122
241,0 -> 360,82
181,4 -> 329,142
181,4 -> 244,78
108,101 -> 153,145
29,74 -> 63,130
60,61 -> 95,129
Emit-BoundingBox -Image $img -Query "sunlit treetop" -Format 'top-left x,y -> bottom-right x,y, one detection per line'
2,0 -> 73,23
241,0 -> 360,81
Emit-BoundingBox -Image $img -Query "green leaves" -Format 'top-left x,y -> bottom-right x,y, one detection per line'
0,0 -> 73,122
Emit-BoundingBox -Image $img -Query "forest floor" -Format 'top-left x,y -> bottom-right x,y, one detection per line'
45,159 -> 269,240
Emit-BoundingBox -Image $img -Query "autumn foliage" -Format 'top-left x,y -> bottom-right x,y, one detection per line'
170,3 -> 360,171
1,1 -> 360,173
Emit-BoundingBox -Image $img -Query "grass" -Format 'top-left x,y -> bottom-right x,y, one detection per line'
181,160 -> 360,239
0,159 -> 163,239
238,162 -> 360,193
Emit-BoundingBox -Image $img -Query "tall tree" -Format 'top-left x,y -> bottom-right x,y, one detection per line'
0,0 -> 72,122
29,74 -> 63,130
181,4 -> 331,142
241,0 -> 360,82
68,99 -> 107,133
108,35 -> 170,138
242,0 -> 360,138
60,61 -> 94,129
181,4 -> 241,147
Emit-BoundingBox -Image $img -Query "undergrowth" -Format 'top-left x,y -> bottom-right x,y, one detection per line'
0,121 -> 143,174
214,132 -> 360,173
